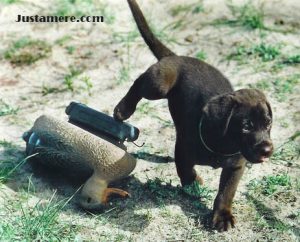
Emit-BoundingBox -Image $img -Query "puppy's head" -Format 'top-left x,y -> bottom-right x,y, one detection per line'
203,89 -> 273,163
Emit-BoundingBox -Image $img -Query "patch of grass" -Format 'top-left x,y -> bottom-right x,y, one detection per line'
0,0 -> 19,4
282,54 -> 300,65
0,158 -> 15,183
4,37 -> 51,66
0,99 -> 18,116
144,177 -> 180,205
0,152 -> 33,183
80,75 -> 93,96
113,233 -> 132,242
66,45 -> 75,54
170,3 -> 204,16
248,173 -> 292,196
42,67 -> 92,95
272,75 -> 299,101
0,140 -> 16,149
228,43 -> 281,63
41,85 -> 62,96
143,209 -> 154,222
250,79 -> 271,91
0,192 -> 78,241
183,180 -> 213,201
192,4 -> 205,14
216,1 -> 265,30
63,67 -> 82,92
64,76 -> 74,92
247,194 -> 291,232
229,1 -> 265,29
112,30 -> 139,44
250,74 -> 299,102
136,102 -> 173,126
227,45 -> 250,63
137,102 -> 155,115
0,139 -> 18,156
97,232 -> 133,242
228,44 -> 299,71
144,177 -> 213,208
271,133 -> 300,165
155,115 -> 173,128
195,50 -> 207,61
55,35 -> 72,46
152,23 -> 177,44
53,0 -> 94,16
253,43 -> 281,61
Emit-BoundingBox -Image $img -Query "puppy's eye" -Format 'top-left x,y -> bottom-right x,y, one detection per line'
242,119 -> 254,133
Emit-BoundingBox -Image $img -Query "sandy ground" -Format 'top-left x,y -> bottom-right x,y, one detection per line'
0,0 -> 299,241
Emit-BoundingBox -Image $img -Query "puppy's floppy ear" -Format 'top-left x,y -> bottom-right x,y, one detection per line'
266,101 -> 272,119
203,93 -> 237,136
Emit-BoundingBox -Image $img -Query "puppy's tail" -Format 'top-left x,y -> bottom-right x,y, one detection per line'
127,0 -> 176,60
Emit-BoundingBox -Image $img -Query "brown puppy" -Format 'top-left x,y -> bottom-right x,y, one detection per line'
114,0 -> 274,231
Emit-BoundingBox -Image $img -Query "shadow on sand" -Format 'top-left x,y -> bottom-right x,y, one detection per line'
0,144 -> 212,233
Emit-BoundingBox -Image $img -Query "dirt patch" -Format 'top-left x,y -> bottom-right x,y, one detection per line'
0,78 -> 18,86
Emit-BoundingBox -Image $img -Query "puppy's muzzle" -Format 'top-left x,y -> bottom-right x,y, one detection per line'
254,140 -> 273,162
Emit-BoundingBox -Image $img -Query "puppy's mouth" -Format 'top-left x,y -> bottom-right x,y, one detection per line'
256,155 -> 270,163
242,150 -> 271,164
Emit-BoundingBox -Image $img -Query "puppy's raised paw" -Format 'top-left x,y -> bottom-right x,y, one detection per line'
114,100 -> 136,121
212,208 -> 236,232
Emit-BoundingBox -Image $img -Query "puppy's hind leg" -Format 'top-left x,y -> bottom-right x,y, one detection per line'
114,61 -> 177,121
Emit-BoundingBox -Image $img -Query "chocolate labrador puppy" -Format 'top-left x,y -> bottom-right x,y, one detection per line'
114,0 -> 274,231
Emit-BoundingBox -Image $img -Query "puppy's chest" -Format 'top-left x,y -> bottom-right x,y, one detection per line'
197,153 -> 242,169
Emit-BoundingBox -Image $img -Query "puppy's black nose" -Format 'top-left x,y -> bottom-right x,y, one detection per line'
256,140 -> 273,157
260,145 -> 273,157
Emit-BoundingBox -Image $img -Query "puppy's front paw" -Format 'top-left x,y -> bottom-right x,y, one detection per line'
113,100 -> 135,121
212,208 -> 236,232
